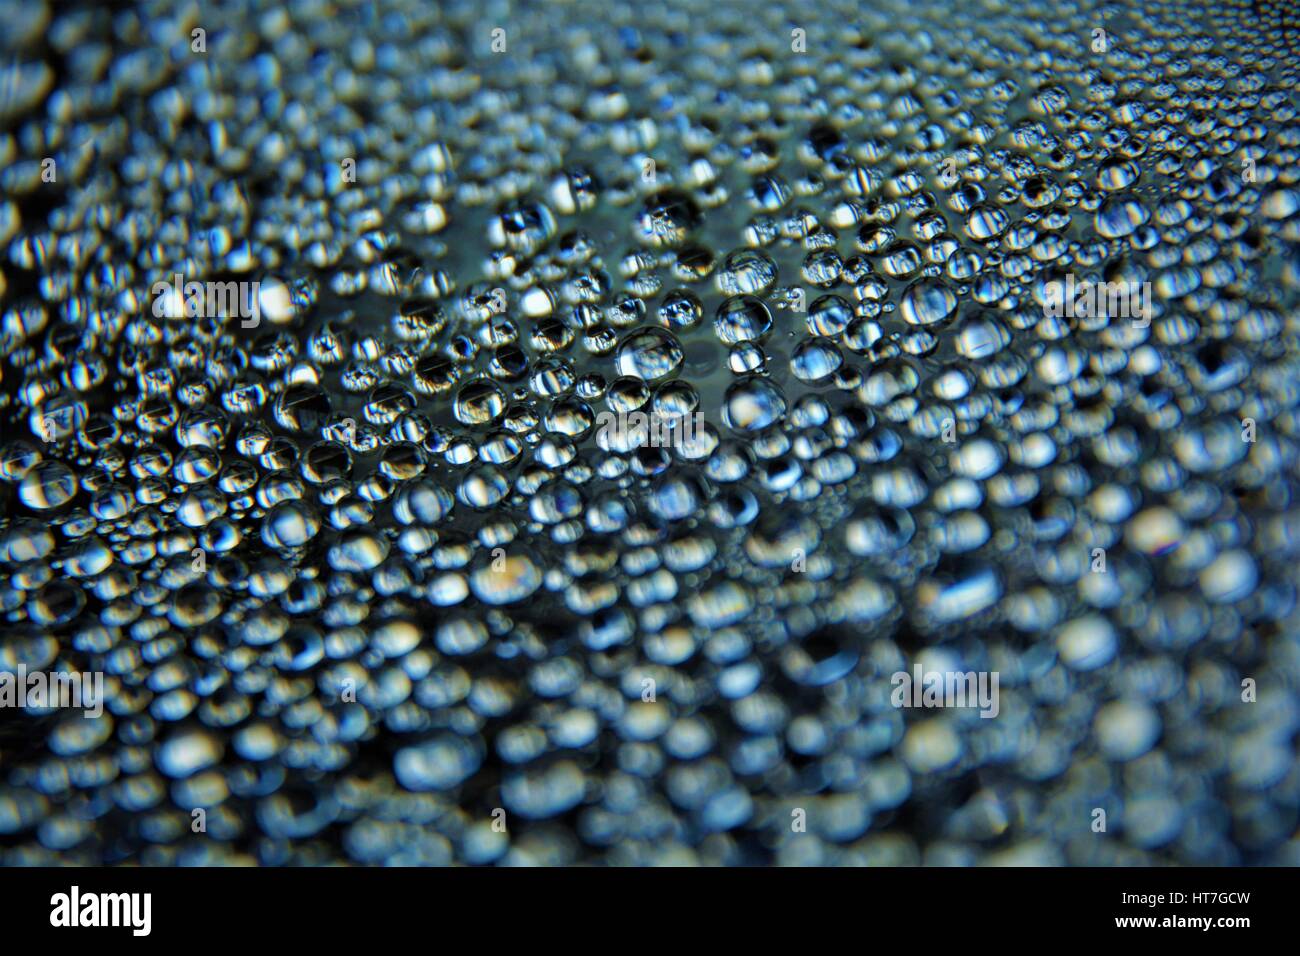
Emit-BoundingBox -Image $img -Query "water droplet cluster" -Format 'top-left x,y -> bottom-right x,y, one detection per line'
1,0 -> 1299,865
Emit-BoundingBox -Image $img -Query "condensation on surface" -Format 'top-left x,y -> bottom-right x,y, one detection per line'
0,0 -> 1299,865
